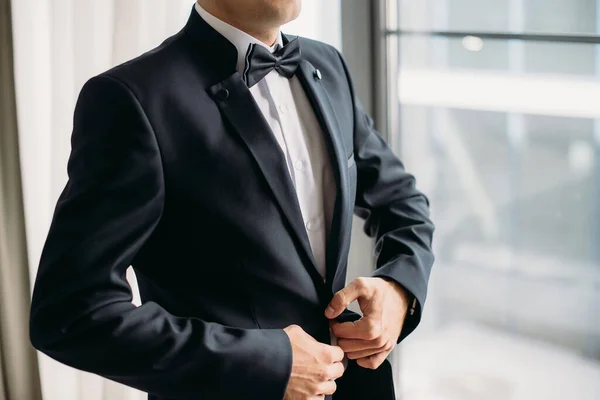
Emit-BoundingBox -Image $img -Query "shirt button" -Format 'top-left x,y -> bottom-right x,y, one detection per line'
294,160 -> 306,172
278,104 -> 287,114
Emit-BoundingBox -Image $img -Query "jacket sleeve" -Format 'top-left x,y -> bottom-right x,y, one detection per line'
29,75 -> 292,399
336,51 -> 435,343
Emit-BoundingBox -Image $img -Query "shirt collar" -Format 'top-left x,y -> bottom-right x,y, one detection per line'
195,2 -> 284,74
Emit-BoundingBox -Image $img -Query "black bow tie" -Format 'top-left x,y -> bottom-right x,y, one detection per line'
242,37 -> 301,88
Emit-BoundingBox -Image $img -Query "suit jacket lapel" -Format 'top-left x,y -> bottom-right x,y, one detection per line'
295,59 -> 349,286
207,73 -> 326,287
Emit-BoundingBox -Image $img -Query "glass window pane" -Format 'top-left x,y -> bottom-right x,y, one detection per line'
398,0 -> 510,32
447,38 -> 510,71
400,36 -> 511,71
399,0 -> 600,35
448,0 -> 510,32
400,36 -> 599,77
391,3 -> 600,398
524,42 -> 597,75
524,0 -> 597,34
394,105 -> 600,399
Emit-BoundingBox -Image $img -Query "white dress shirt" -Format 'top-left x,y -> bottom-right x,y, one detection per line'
195,4 -> 345,360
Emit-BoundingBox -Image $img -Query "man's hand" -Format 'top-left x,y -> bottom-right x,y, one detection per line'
283,325 -> 345,400
324,277 -> 410,370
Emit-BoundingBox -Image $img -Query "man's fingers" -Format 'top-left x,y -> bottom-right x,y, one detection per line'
326,362 -> 345,380
325,278 -> 370,319
317,380 -> 338,396
356,350 -> 391,370
337,337 -> 386,353
330,317 -> 382,340
347,344 -> 387,359
322,344 -> 345,363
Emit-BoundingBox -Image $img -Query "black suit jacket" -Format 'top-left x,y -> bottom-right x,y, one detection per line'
29,8 -> 434,400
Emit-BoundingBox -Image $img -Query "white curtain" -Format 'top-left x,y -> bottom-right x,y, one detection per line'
11,1 -> 340,399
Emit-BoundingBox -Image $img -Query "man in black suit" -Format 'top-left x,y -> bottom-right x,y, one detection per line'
29,1 -> 434,399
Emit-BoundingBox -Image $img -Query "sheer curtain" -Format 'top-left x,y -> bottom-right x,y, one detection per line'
11,1 -> 340,399
0,0 -> 43,398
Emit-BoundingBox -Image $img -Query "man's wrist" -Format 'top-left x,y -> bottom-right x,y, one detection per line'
376,276 -> 411,313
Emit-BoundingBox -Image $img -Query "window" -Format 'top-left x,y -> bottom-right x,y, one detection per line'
386,1 -> 600,399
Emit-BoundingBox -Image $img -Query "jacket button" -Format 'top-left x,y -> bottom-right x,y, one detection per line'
314,69 -> 322,80
216,88 -> 229,100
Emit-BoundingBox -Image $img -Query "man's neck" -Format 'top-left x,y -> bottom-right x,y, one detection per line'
197,0 -> 279,46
